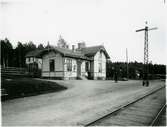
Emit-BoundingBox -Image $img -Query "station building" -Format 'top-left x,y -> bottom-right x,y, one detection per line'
25,43 -> 110,80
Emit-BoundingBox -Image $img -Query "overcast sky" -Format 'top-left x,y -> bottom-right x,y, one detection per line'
0,0 -> 166,64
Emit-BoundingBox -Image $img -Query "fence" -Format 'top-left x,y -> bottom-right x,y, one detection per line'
1,67 -> 31,78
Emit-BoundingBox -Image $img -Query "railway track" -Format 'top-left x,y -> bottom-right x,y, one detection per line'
151,104 -> 166,126
85,86 -> 166,126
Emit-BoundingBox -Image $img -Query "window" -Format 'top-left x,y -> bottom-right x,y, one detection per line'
49,59 -> 55,72
66,58 -> 72,71
98,63 -> 102,73
28,58 -> 30,62
73,65 -> 76,72
99,50 -> 102,59
31,57 -> 33,62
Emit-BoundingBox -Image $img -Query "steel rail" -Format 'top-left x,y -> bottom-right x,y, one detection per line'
150,104 -> 166,126
85,86 -> 165,126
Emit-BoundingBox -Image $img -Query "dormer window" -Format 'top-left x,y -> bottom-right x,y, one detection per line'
99,50 -> 102,59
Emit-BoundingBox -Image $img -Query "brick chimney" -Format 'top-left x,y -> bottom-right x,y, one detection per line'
72,45 -> 75,52
78,42 -> 86,49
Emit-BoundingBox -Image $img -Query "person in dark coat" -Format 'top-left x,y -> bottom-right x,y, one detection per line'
114,71 -> 118,83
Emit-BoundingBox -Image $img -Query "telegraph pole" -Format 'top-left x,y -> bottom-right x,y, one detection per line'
136,22 -> 157,86
126,48 -> 128,80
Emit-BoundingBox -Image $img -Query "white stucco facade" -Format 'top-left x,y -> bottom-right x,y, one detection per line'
41,50 -> 107,80
64,57 -> 77,79
42,51 -> 64,78
93,51 -> 106,79
41,51 -> 91,79
26,45 -> 109,80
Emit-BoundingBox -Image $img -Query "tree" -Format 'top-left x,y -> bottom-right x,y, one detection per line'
45,41 -> 54,49
0,38 -> 13,67
1,39 -> 6,67
14,42 -> 25,67
24,41 -> 36,52
106,61 -> 166,80
106,60 -> 114,79
37,44 -> 44,49
57,35 -> 69,48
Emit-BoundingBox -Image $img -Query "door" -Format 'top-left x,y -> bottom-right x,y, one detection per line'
77,60 -> 81,77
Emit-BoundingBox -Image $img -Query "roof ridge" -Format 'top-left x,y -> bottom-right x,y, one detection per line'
82,45 -> 104,49
25,45 -> 109,59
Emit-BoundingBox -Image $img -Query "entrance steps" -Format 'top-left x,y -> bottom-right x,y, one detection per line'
77,76 -> 88,80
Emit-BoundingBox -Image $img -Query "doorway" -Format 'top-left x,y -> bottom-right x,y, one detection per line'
77,60 -> 81,78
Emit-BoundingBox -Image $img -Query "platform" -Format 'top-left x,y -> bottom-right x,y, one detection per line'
2,80 -> 165,126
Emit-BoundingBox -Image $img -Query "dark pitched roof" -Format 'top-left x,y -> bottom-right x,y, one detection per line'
25,45 -> 110,59
53,47 -> 92,60
26,48 -> 92,60
80,45 -> 110,58
25,49 -> 45,58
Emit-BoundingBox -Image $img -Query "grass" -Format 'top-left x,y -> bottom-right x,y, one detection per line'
1,78 -> 67,101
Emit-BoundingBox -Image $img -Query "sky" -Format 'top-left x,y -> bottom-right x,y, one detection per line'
0,0 -> 166,64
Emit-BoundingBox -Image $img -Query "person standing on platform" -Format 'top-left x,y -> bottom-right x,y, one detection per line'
114,71 -> 118,83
